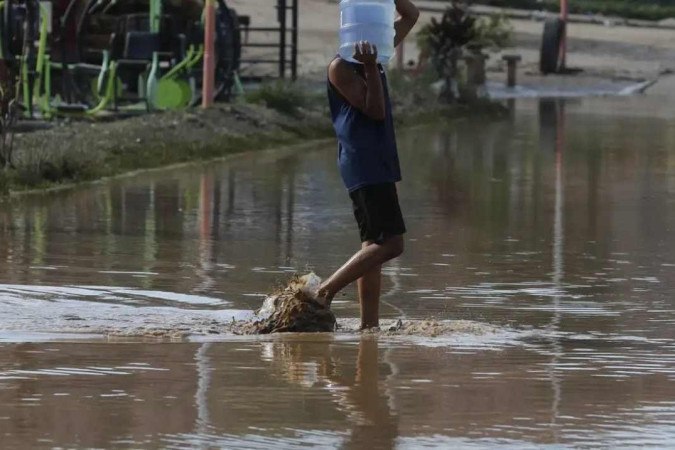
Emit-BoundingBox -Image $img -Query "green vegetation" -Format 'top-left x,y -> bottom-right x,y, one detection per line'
0,83 -> 504,196
417,7 -> 513,54
473,14 -> 513,50
388,67 -> 439,108
471,0 -> 675,22
417,6 -> 512,102
0,171 -> 8,196
1,103 -> 331,195
243,81 -> 322,117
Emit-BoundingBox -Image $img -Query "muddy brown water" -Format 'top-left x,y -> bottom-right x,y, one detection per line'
1,97 -> 674,448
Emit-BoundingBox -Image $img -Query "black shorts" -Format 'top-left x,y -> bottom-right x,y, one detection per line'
349,182 -> 406,243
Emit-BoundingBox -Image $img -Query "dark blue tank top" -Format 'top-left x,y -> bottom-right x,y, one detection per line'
327,60 -> 401,192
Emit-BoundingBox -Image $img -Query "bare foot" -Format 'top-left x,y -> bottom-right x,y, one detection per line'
315,287 -> 335,308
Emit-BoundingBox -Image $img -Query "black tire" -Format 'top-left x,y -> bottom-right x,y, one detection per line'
214,0 -> 241,101
540,18 -> 565,75
189,2 -> 241,105
0,0 -> 13,64
1,1 -> 40,66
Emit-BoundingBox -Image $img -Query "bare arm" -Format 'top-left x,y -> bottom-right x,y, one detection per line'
328,43 -> 386,121
394,0 -> 420,47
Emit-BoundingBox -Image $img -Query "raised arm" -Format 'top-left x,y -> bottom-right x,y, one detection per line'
329,42 -> 386,121
394,0 -> 420,47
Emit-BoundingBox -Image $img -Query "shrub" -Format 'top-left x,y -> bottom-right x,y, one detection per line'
11,141 -> 104,187
388,66 -> 438,107
0,170 -> 7,195
472,14 -> 513,50
243,81 -> 318,117
418,3 -> 513,102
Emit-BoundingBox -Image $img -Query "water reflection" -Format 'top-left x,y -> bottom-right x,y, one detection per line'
0,97 -> 674,327
542,99 -> 565,439
1,97 -> 675,446
260,337 -> 399,449
1,338 -> 674,448
1,100 -> 672,307
195,343 -> 213,434
0,149 -> 324,305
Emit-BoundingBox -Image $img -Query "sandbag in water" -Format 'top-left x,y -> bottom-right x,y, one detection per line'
252,273 -> 336,334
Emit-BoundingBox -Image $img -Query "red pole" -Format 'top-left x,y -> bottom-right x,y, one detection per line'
560,0 -> 569,21
202,0 -> 216,108
560,0 -> 569,70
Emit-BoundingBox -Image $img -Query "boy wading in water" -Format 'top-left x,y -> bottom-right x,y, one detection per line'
316,0 -> 419,329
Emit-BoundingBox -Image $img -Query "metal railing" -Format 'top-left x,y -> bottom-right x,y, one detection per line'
238,0 -> 298,80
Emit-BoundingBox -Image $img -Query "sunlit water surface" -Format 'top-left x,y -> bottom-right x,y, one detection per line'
0,97 -> 674,448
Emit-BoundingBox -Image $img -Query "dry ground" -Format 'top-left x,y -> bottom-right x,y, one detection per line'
231,0 -> 675,94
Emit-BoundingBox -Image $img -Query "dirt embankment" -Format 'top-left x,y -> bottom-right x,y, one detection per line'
0,103 -> 330,195
0,83 -> 505,196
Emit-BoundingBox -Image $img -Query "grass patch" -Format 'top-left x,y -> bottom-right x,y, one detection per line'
2,79 -> 507,196
0,171 -> 8,195
388,67 -> 439,105
4,104 -> 335,194
12,145 -> 104,188
243,81 -> 322,117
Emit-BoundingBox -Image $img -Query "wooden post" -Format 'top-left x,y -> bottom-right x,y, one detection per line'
560,0 -> 569,69
202,0 -> 216,108
502,54 -> 521,87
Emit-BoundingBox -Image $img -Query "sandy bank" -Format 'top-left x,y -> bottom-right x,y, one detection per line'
233,0 -> 675,93
0,92 -> 505,197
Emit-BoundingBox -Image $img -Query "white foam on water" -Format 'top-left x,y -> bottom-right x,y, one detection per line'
99,271 -> 159,276
106,288 -> 227,306
161,429 -> 347,450
0,331 -> 103,343
189,318 -> 531,351
0,284 -> 229,306
0,283 -> 532,349
396,435 -> 564,449
0,284 -> 250,340
0,284 -> 108,297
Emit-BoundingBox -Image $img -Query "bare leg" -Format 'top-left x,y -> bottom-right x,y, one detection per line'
358,247 -> 382,329
317,235 -> 403,305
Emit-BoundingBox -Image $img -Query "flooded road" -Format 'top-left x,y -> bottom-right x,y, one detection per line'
1,97 -> 675,447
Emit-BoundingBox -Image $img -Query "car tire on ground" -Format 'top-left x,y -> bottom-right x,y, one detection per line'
540,18 -> 565,75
